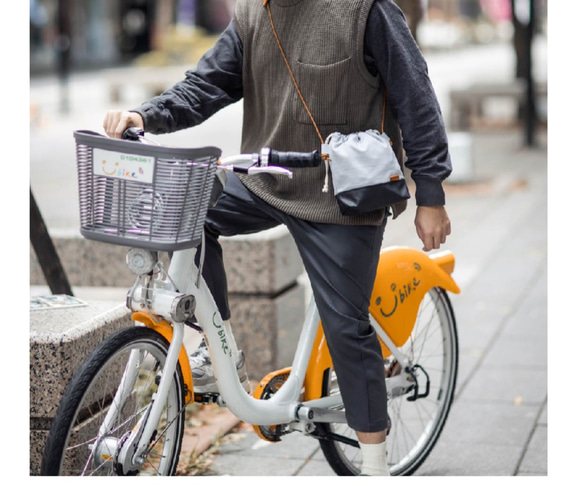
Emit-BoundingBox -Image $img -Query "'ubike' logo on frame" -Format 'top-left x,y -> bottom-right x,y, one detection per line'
93,148 -> 155,184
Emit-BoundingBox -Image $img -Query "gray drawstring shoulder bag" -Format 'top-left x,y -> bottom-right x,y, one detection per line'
322,130 -> 410,215
265,0 -> 410,216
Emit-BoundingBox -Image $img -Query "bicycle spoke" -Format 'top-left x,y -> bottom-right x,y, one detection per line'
317,289 -> 458,476
43,328 -> 185,476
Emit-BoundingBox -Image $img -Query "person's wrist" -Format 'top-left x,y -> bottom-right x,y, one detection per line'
128,111 -> 145,129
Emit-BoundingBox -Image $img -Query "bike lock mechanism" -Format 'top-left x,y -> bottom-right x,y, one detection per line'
126,248 -> 195,323
405,364 -> 430,402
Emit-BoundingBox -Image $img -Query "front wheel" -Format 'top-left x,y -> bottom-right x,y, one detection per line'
41,327 -> 186,476
318,287 -> 458,476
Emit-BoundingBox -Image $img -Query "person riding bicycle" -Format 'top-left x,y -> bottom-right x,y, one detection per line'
104,0 -> 452,476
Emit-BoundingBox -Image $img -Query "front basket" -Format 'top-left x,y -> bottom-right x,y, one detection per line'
74,130 -> 221,251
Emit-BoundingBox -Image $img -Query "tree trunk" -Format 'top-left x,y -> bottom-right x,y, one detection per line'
511,0 -> 537,146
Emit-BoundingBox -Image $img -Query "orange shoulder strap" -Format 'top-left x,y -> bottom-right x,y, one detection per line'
263,1 -> 387,136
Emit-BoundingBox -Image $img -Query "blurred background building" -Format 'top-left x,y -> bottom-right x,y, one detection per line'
30,0 -> 547,73
30,0 -> 237,74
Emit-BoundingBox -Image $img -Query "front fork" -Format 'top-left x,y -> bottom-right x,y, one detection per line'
119,322 -> 186,473
93,248 -> 198,473
100,253 -> 196,474
94,320 -> 187,475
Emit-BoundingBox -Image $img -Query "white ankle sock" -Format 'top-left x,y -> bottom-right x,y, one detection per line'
359,440 -> 389,476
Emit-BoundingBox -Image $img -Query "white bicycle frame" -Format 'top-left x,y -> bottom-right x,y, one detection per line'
116,247 -> 413,467
104,155 -> 413,468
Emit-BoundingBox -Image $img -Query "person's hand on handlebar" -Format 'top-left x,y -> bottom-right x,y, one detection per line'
103,110 -> 144,139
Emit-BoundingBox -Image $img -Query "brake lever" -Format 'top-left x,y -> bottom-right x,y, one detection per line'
122,127 -> 145,141
247,166 -> 293,178
120,127 -> 161,146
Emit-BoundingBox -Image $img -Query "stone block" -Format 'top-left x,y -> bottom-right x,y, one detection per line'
220,226 -> 304,294
30,234 -> 136,288
30,226 -> 303,293
229,282 -> 306,380
29,302 -> 132,474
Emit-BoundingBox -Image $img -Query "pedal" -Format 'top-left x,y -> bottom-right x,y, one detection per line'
193,393 -> 219,405
385,358 -> 402,378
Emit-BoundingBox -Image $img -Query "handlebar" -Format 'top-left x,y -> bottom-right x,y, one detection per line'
121,128 -> 322,179
122,127 -> 144,141
266,148 -> 322,168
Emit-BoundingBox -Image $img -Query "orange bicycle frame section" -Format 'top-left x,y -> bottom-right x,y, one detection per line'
303,247 -> 461,401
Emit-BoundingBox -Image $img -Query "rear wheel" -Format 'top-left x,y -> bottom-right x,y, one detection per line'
41,327 -> 185,476
318,288 -> 458,476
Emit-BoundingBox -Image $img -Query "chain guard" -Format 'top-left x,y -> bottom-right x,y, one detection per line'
251,368 -> 292,442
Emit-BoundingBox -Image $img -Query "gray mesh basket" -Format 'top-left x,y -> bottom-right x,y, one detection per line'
74,130 -> 221,251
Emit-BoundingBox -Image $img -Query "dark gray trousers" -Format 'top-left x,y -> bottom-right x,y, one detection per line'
200,173 -> 388,432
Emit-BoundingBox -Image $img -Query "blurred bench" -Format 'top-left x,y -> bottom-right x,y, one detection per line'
104,66 -> 188,103
449,80 -> 547,130
29,227 -> 306,377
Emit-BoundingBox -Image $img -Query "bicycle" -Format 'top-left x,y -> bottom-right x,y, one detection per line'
41,128 -> 461,476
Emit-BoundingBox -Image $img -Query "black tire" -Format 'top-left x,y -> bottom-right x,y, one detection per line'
318,288 -> 458,476
41,327 -> 185,476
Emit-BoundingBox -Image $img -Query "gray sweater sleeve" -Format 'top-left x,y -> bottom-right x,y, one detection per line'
365,0 -> 452,207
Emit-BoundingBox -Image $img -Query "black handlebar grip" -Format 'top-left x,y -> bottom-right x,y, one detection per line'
269,150 -> 322,168
122,127 -> 145,141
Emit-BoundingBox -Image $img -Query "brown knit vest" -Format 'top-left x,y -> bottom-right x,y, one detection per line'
234,0 -> 407,225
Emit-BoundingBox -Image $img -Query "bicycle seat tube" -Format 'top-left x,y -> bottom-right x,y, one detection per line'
167,248 -> 303,426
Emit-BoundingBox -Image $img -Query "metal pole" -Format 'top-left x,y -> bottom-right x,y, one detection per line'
30,189 -> 74,296
524,0 -> 537,147
513,0 -> 537,147
56,0 -> 71,114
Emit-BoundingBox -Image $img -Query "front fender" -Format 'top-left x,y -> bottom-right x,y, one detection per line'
132,312 -> 194,405
303,247 -> 460,400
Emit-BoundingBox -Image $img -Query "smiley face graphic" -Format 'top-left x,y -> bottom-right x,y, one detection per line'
102,160 -> 119,175
375,284 -> 399,318
373,262 -> 423,319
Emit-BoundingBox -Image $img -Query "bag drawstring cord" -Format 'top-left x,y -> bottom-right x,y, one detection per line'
322,157 -> 330,193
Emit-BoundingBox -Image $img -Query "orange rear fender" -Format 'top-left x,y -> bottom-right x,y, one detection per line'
304,247 -> 460,400
371,247 -> 460,349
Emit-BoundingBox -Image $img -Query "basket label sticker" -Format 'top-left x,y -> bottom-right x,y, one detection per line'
93,148 -> 155,183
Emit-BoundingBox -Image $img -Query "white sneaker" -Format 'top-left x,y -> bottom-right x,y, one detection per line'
189,340 -> 250,394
